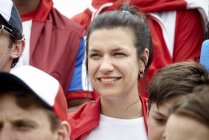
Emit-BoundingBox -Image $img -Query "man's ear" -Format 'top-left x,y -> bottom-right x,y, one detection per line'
57,121 -> 71,140
138,48 -> 149,73
10,40 -> 25,59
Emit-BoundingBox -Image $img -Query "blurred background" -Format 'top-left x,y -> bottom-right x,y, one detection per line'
54,0 -> 209,20
53,0 -> 91,18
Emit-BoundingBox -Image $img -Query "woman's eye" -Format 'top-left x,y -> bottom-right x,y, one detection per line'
89,53 -> 101,59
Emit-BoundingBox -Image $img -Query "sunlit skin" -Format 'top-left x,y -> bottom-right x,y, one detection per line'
0,22 -> 25,72
0,30 -> 13,71
165,115 -> 209,140
147,96 -> 182,140
0,95 -> 68,140
87,27 -> 148,118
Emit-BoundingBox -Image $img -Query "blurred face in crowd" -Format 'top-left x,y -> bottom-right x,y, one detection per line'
164,114 -> 209,140
0,24 -> 13,71
0,20 -> 25,71
147,97 -> 181,140
0,94 -> 70,140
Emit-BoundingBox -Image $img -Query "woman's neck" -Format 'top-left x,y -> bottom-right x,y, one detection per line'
100,94 -> 142,119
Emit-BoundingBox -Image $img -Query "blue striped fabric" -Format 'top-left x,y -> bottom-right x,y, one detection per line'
200,40 -> 209,71
68,37 -> 93,92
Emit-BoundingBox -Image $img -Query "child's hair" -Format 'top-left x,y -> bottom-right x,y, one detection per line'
148,61 -> 209,110
171,84 -> 209,128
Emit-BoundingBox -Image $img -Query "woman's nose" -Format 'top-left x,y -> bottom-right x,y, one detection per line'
99,57 -> 114,74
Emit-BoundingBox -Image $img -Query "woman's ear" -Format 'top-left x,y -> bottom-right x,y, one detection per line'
138,48 -> 149,74
57,121 -> 71,140
10,40 -> 25,59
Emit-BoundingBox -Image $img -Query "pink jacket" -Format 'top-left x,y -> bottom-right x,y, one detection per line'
21,0 -> 85,96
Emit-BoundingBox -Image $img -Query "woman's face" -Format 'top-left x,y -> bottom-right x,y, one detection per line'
87,27 -> 145,100
165,114 -> 209,140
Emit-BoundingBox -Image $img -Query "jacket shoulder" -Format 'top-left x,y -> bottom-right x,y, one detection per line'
50,8 -> 86,36
69,99 -> 100,140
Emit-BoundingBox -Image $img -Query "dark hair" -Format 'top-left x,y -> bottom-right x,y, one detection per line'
171,84 -> 209,128
148,61 -> 209,110
0,89 -> 60,132
86,3 -> 153,71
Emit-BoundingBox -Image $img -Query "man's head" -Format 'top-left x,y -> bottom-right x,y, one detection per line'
147,61 -> 209,140
0,0 -> 25,71
0,65 -> 70,140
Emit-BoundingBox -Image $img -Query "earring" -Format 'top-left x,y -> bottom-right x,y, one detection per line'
139,71 -> 144,78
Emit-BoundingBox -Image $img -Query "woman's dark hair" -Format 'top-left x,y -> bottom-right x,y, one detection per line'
148,61 -> 209,110
86,3 -> 153,71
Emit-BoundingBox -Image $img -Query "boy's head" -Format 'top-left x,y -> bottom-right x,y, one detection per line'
0,65 -> 70,140
164,84 -> 209,140
147,61 -> 209,140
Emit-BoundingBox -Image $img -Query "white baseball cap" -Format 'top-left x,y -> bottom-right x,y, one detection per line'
0,65 -> 68,121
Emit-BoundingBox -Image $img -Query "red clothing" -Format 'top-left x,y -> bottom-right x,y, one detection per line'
146,9 -> 204,85
21,0 -> 85,96
69,96 -> 148,140
72,0 -> 207,97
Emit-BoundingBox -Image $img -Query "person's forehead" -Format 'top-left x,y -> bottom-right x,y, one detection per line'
0,93 -> 55,139
149,96 -> 184,117
0,90 -> 45,109
157,95 -> 185,109
88,28 -> 135,48
151,98 -> 175,109
0,95 -> 50,118
166,115 -> 209,140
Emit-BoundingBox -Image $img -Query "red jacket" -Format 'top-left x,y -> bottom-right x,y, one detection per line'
21,0 -> 85,95
72,0 -> 207,97
69,96 -> 148,140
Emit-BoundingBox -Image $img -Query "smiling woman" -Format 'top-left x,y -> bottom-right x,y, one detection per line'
69,3 -> 153,140
87,27 -> 140,99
